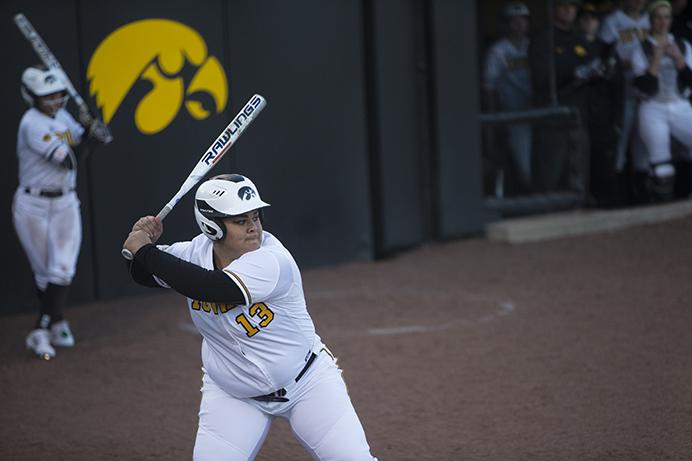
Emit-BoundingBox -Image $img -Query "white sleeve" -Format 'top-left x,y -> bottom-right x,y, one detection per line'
684,40 -> 692,69
24,121 -> 72,165
483,43 -> 503,90
224,250 -> 292,305
598,15 -> 618,44
159,241 -> 193,259
63,110 -> 85,145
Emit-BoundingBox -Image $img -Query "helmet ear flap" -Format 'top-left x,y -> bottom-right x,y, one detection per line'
194,206 -> 226,241
20,85 -> 34,107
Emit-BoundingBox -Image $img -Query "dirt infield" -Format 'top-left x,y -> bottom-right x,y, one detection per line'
1,216 -> 691,460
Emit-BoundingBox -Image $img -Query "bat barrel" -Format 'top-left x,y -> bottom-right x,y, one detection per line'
120,93 -> 266,260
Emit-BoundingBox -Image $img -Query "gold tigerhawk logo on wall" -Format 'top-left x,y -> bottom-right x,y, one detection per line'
87,18 -> 228,135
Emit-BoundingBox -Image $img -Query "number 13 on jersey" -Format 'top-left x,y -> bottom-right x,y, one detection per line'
236,303 -> 274,337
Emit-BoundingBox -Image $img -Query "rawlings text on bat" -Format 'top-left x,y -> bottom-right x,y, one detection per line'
121,94 -> 267,259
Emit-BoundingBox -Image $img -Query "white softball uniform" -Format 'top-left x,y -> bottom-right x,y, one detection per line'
632,35 -> 692,166
484,37 -> 532,186
13,107 -> 84,289
483,38 -> 531,111
599,9 -> 651,171
599,10 -> 650,73
156,231 -> 376,460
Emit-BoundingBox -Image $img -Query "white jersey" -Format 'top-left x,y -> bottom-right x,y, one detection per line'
632,34 -> 692,103
483,37 -> 531,110
599,9 -> 649,77
157,231 -> 322,398
16,107 -> 84,191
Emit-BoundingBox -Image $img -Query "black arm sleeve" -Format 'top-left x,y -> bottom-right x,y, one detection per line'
59,154 -> 75,170
679,65 -> 692,88
127,257 -> 160,288
599,39 -> 615,61
132,244 -> 246,304
633,72 -> 659,96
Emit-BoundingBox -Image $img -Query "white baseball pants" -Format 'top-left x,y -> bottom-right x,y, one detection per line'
12,189 -> 82,289
193,350 -> 377,461
638,99 -> 692,166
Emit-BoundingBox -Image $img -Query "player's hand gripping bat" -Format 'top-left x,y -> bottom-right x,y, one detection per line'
14,13 -> 113,144
121,94 -> 267,260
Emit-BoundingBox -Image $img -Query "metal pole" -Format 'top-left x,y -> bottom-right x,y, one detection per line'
547,0 -> 558,107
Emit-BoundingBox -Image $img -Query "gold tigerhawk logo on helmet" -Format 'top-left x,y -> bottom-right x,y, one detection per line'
87,18 -> 228,135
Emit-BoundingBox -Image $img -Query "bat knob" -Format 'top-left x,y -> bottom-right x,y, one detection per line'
121,248 -> 134,260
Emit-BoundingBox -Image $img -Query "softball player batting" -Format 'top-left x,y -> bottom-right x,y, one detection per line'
15,65 -> 109,360
123,174 -> 377,461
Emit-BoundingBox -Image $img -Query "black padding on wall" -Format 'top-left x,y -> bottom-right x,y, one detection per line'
224,1 -> 374,268
366,0 -> 429,256
430,0 -> 486,238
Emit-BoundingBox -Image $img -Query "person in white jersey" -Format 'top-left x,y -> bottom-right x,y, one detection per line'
123,174 -> 377,461
483,1 -> 533,195
598,0 -> 650,193
632,0 -> 692,200
15,65 -> 110,360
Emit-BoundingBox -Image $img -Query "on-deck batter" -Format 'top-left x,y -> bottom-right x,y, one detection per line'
15,65 -> 110,360
123,174 -> 377,461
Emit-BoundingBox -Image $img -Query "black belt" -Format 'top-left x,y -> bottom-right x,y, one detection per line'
24,187 -> 72,198
252,352 -> 318,403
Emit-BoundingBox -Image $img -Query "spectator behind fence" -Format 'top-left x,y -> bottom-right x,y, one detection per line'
577,3 -> 621,206
483,1 -> 533,196
632,0 -> 692,201
529,0 -> 590,196
598,0 -> 650,199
